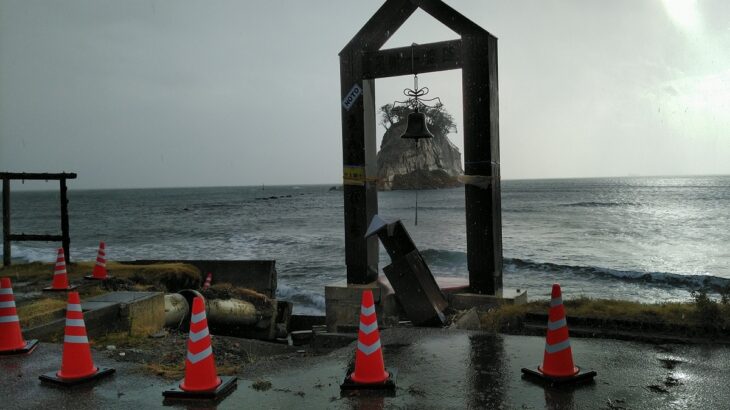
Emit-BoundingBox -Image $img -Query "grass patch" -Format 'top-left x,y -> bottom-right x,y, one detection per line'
480,302 -> 538,333
108,262 -> 201,291
91,332 -> 149,348
480,297 -> 730,333
0,262 -> 62,282
563,298 -> 692,324
144,363 -> 185,379
143,360 -> 239,380
16,298 -> 66,328
92,331 -> 149,349
251,379 -> 272,391
217,362 -> 240,376
0,261 -> 201,291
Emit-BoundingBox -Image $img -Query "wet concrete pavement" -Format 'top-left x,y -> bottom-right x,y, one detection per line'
1,329 -> 729,409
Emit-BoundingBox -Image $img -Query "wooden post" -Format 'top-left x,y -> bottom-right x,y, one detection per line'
60,178 -> 70,264
0,172 -> 76,266
462,34 -> 503,294
340,52 -> 379,285
2,178 -> 9,267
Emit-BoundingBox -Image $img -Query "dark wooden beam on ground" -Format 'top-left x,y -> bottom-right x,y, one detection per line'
366,215 -> 447,326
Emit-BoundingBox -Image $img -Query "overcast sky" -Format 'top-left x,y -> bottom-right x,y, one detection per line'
1,0 -> 728,189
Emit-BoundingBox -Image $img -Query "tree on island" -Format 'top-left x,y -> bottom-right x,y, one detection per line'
379,102 -> 457,136
376,103 -> 463,191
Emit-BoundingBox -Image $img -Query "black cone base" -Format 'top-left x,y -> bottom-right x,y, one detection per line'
163,376 -> 237,400
42,285 -> 78,292
39,366 -> 115,386
521,366 -> 596,386
0,339 -> 39,356
340,368 -> 397,395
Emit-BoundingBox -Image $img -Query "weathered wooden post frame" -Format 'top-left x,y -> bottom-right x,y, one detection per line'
1,172 -> 76,266
339,0 -> 502,294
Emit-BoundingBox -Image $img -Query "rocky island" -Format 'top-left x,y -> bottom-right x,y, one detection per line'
376,104 -> 463,191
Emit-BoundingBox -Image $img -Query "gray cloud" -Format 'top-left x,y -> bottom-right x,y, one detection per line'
1,0 -> 728,190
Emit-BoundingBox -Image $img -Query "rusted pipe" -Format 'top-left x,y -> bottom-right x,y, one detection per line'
166,289 -> 265,329
206,298 -> 259,326
164,293 -> 189,328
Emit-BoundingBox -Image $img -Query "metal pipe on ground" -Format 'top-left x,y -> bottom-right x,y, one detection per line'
165,290 -> 265,331
206,298 -> 259,326
164,293 -> 189,328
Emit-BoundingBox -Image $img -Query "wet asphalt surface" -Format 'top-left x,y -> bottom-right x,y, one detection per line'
1,328 -> 729,409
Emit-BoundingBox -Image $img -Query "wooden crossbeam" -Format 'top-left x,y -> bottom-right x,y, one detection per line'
8,234 -> 64,242
362,39 -> 462,79
2,172 -> 75,266
0,172 -> 77,180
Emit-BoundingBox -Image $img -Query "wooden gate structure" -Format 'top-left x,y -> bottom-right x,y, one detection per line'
1,172 -> 76,266
339,0 -> 502,294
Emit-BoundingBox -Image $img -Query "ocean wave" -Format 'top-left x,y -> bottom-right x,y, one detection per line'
1,245 -> 56,263
193,202 -> 247,210
505,257 -> 730,292
503,208 -> 539,213
277,283 -> 326,314
421,248 -> 467,266
387,206 -> 463,212
420,248 -> 730,292
562,201 -> 642,208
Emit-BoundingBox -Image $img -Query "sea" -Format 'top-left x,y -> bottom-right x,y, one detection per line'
2,176 -> 729,315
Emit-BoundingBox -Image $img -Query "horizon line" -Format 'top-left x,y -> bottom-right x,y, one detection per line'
4,173 -> 728,192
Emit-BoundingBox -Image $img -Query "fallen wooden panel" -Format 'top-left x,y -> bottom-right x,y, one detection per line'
367,215 -> 447,326
383,250 -> 447,326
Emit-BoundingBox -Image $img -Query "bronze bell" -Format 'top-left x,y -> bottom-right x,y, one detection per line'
400,108 -> 434,140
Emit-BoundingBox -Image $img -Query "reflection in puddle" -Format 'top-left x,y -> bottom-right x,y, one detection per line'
467,333 -> 505,408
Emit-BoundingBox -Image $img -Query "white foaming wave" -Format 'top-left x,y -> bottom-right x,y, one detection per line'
504,257 -> 730,292
277,283 -> 326,315
2,245 -> 56,263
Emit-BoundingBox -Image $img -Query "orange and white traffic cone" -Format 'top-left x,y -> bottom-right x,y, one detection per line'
0,277 -> 39,355
163,296 -> 237,400
521,284 -> 596,385
39,292 -> 115,386
43,248 -> 77,292
85,241 -> 111,280
202,272 -> 213,290
341,290 -> 396,391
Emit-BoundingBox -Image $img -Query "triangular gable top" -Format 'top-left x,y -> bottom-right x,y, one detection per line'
340,0 -> 489,55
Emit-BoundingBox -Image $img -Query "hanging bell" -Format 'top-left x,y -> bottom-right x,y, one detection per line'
400,108 -> 434,140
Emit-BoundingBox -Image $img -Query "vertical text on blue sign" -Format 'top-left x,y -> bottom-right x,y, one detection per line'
342,84 -> 363,111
